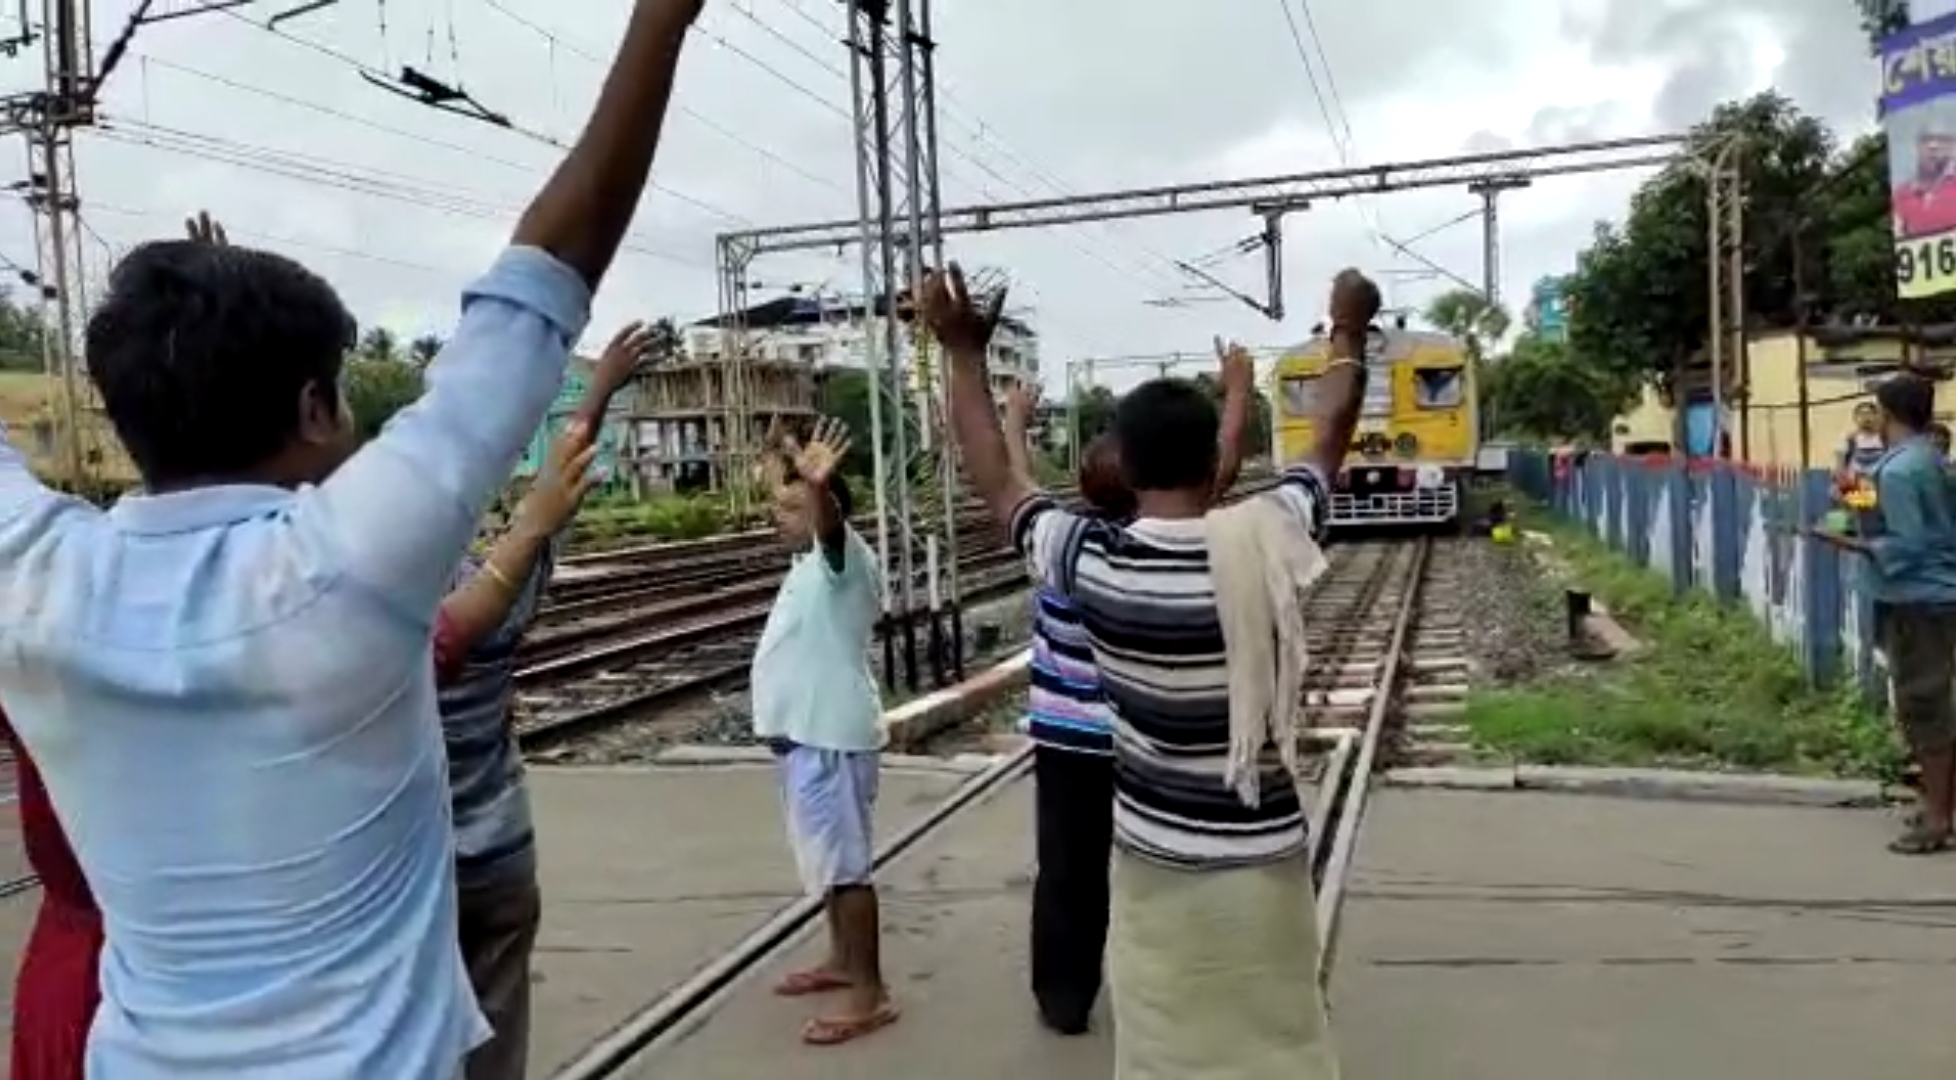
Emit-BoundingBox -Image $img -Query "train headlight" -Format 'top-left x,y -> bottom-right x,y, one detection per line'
1394,433 -> 1418,457
1414,465 -> 1444,489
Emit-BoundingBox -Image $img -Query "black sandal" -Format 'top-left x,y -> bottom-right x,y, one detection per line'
1888,822 -> 1954,856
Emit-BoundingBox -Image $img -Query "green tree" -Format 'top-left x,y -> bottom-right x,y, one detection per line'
341,355 -> 423,441
357,326 -> 400,363
1564,90 -> 1836,393
0,285 -> 48,371
1069,384 -> 1118,444
1187,371 -> 1273,458
1422,288 -> 1511,364
815,368 -> 925,481
1482,333 -> 1639,443
408,333 -> 444,365
1858,0 -> 1909,47
646,317 -> 683,364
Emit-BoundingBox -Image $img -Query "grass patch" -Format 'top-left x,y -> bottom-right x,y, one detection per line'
1464,499 -> 1901,780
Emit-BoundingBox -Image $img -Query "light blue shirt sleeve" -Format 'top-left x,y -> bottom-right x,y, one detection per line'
299,246 -> 591,625
0,424 -> 101,567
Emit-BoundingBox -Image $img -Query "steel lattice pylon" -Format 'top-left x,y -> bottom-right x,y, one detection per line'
841,0 -> 962,692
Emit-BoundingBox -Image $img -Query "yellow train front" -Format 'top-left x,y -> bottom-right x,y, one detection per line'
1270,327 -> 1476,529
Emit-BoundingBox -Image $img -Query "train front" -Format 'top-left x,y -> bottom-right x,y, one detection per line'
1270,327 -> 1476,529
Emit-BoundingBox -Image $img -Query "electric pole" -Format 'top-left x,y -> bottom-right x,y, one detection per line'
1466,177 -> 1529,309
845,0 -> 956,694
1706,139 -> 1744,460
0,0 -> 309,492
6,0 -> 96,490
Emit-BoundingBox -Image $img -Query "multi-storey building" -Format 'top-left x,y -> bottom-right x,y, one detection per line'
625,292 -> 1039,493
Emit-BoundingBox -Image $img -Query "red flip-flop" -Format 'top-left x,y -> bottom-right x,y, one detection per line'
774,970 -> 853,997
801,1002 -> 901,1046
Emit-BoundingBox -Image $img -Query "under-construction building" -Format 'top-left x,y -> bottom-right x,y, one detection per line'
627,291 -> 1037,493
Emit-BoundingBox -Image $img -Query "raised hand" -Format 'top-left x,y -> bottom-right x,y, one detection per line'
917,263 -> 1005,357
1214,337 -> 1255,398
1329,269 -> 1381,332
785,416 -> 852,486
185,211 -> 228,246
514,420 -> 601,537
595,321 -> 655,390
1003,382 -> 1038,429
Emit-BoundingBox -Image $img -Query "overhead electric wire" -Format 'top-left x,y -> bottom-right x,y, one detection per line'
463,0 -> 1156,346
477,0 -> 846,195
762,0 -> 1190,295
84,200 -> 456,276
90,118 -> 713,270
183,0 -> 753,227
112,57 -> 720,268
709,0 -> 1187,298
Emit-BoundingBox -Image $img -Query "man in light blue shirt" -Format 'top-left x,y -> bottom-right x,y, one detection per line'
0,0 -> 708,1074
749,419 -> 895,1047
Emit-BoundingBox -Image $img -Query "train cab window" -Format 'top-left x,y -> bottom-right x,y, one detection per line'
1279,374 -> 1318,417
1413,367 -> 1464,408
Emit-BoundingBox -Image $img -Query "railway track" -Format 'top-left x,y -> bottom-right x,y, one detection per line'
513,547 -> 1030,749
550,535 -> 1466,1078
535,506 -> 1003,625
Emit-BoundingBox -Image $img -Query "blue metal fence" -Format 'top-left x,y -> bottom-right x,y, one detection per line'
1509,450 -> 1880,698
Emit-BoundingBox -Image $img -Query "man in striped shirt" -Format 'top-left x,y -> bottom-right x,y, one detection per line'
1002,371 -> 1249,1035
927,265 -> 1373,1079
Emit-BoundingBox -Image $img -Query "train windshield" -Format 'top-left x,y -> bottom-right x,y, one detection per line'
1279,374 -> 1318,416
1413,367 -> 1465,408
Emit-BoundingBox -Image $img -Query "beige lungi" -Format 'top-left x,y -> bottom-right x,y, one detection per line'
1108,849 -> 1340,1080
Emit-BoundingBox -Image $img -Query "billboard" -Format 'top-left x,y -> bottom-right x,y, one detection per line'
1527,275 -> 1570,341
1883,11 -> 1956,299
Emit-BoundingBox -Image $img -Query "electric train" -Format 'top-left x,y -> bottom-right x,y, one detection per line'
1270,326 -> 1477,529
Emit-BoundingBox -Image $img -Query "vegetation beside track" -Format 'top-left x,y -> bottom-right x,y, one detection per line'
1462,496 -> 1899,781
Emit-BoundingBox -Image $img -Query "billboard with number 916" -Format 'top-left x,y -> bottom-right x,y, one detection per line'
1884,11 -> 1956,299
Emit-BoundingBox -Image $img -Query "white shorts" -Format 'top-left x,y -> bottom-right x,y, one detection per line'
776,744 -> 880,895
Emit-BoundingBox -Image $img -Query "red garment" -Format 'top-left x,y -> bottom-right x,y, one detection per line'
2,717 -> 102,1080
1894,183 -> 1956,240
432,608 -> 465,686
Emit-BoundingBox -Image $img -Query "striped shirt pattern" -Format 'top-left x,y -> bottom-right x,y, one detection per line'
1024,585 -> 1114,755
1010,464 -> 1331,869
435,531 -> 565,890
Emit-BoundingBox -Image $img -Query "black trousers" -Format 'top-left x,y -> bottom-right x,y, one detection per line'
1030,744 -> 1115,1031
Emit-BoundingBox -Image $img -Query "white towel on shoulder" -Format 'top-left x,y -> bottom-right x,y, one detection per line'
1204,496 -> 1331,807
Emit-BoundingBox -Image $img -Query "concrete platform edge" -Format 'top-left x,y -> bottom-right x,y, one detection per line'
1384,763 -> 1895,807
883,650 -> 1033,751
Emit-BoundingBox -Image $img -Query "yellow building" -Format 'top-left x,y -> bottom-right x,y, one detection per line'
1609,327 -> 1955,471
1741,328 -> 1951,471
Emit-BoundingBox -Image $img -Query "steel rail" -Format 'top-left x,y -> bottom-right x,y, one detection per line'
1314,537 -> 1432,982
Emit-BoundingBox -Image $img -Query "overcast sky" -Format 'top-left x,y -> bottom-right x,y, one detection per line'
0,0 -> 1885,392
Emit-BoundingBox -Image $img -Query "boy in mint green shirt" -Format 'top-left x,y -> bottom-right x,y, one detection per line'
749,419 -> 897,1047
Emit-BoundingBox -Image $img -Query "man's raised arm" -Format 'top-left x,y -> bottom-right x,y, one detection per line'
923,266 -> 1094,597
921,266 -> 1035,529
306,0 -> 708,621
1212,339 -> 1253,498
1267,271 -> 1379,542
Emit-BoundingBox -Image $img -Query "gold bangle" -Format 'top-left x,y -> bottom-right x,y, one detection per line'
480,560 -> 518,594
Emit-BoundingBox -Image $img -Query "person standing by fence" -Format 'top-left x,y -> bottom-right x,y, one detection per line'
1813,375 -> 1956,855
